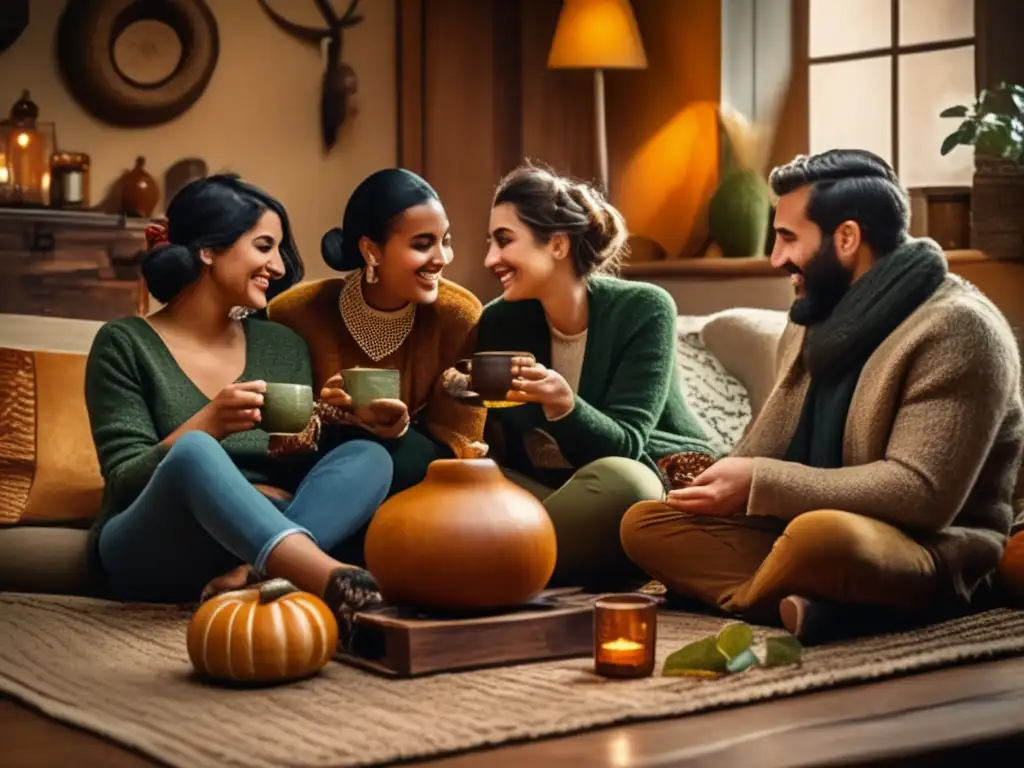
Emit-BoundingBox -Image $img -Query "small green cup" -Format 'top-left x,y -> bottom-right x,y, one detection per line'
342,367 -> 401,407
261,383 -> 314,434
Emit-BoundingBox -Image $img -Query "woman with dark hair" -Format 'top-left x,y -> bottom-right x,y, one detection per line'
469,164 -> 716,589
85,174 -> 392,629
268,168 -> 485,498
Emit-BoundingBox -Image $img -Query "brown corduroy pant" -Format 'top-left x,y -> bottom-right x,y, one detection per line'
619,503 -> 941,623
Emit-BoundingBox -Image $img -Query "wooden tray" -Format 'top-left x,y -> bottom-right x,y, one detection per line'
334,589 -> 596,678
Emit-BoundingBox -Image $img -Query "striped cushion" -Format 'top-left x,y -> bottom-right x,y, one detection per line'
0,347 -> 103,525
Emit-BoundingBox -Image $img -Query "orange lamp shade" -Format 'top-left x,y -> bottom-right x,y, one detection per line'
547,0 -> 647,70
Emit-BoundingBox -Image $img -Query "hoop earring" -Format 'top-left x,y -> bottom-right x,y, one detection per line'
365,263 -> 379,284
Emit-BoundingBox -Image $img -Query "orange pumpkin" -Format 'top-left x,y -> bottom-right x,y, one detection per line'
186,579 -> 337,683
997,532 -> 1024,601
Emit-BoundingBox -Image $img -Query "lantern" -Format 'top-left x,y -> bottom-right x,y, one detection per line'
593,594 -> 658,678
0,90 -> 57,207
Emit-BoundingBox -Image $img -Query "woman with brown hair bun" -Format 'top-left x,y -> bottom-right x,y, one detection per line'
469,164 -> 716,589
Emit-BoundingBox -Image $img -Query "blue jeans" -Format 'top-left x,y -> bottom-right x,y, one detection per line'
97,431 -> 393,603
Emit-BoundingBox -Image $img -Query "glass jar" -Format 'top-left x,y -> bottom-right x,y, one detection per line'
50,151 -> 90,209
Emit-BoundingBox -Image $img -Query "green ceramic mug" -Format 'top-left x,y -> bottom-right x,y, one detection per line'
342,367 -> 402,407
261,382 -> 314,434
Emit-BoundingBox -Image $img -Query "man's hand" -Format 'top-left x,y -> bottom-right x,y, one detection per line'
664,457 -> 755,517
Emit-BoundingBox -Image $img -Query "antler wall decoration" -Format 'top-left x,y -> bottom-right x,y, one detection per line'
258,0 -> 363,151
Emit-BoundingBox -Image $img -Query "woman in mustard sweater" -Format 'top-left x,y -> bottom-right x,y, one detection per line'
84,175 -> 390,630
471,165 -> 716,588
268,169 -> 486,502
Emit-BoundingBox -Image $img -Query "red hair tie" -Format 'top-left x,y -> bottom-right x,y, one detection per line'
144,223 -> 169,250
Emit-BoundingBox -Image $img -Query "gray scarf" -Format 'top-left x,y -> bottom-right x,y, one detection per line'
785,238 -> 949,468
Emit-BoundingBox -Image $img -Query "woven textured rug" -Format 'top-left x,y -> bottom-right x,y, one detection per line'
2,594 -> 1024,768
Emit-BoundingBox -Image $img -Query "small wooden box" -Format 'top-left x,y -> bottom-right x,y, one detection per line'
908,186 -> 971,252
335,590 -> 596,678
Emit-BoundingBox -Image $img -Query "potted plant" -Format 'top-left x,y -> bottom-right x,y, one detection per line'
940,81 -> 1024,259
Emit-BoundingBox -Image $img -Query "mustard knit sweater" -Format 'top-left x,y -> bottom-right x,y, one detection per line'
267,276 -> 486,475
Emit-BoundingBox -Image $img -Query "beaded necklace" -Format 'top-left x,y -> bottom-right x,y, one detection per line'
338,270 -> 416,361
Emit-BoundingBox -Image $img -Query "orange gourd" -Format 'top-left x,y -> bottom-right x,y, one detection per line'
364,458 -> 557,611
997,532 -> 1024,601
186,579 -> 337,683
617,101 -> 720,259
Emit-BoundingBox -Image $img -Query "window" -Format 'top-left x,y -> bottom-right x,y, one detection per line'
808,0 -> 976,187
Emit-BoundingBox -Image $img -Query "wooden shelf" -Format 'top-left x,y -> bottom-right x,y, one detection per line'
0,207 -> 148,231
620,249 -> 992,279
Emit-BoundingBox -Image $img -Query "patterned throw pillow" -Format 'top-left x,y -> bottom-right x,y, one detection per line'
675,331 -> 752,454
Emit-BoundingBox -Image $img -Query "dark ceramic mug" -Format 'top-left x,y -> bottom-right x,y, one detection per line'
453,351 -> 535,400
261,383 -> 314,434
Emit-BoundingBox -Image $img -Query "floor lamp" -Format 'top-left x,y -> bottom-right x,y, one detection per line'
547,0 -> 647,196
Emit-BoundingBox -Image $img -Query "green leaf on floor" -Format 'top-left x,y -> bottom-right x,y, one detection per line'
662,636 -> 729,677
764,635 -> 803,667
716,622 -> 753,660
725,647 -> 759,673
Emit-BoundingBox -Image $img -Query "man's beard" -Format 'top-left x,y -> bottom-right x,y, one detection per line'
787,239 -> 854,326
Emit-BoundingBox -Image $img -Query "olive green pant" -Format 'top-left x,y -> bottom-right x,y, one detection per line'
503,457 -> 666,589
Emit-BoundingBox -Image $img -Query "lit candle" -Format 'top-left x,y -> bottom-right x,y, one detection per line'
593,594 -> 658,679
600,637 -> 645,665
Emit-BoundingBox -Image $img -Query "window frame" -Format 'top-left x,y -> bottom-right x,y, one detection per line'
807,0 -> 976,175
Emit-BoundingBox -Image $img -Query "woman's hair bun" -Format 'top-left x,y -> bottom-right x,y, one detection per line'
566,183 -> 607,234
321,225 -> 365,271
320,227 -> 347,270
141,243 -> 201,304
566,181 -> 626,267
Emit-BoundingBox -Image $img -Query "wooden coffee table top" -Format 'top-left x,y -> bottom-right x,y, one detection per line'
3,655 -> 1024,767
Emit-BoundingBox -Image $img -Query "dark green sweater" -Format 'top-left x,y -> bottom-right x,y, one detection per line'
84,316 -> 314,551
476,275 -> 714,486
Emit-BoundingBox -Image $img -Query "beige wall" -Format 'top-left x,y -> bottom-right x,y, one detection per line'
648,276 -> 793,317
0,0 -> 396,283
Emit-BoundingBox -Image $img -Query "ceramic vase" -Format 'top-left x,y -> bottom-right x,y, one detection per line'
121,156 -> 159,217
364,459 -> 557,612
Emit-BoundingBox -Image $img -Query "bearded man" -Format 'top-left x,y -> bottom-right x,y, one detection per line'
620,149 -> 1024,642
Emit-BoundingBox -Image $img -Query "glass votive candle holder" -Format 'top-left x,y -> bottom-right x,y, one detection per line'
593,594 -> 658,679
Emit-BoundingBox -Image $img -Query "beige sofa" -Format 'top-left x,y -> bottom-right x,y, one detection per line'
0,308 -> 791,597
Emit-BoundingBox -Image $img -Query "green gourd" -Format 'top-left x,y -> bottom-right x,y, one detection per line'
706,106 -> 773,258
707,169 -> 771,258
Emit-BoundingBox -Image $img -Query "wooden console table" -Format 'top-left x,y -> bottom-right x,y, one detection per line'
0,209 -> 149,321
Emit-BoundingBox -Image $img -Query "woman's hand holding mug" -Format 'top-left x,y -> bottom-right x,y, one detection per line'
320,372 -> 410,439
350,399 -> 410,439
320,372 -> 353,409
507,357 -> 575,421
193,380 -> 268,439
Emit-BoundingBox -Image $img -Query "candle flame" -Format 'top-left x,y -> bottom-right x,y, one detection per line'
601,638 -> 644,652
15,133 -> 30,148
